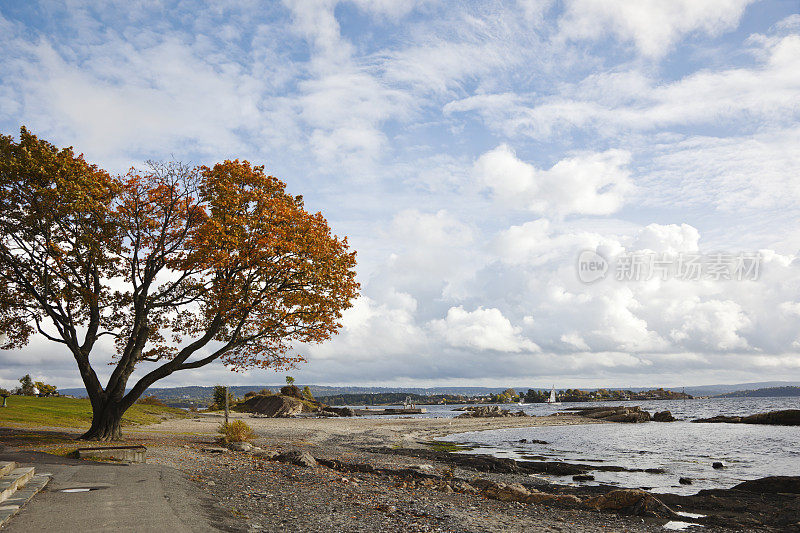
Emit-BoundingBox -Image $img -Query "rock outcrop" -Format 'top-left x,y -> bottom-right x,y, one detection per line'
321,406 -> 354,417
653,410 -> 675,422
568,406 -> 652,423
456,406 -> 528,418
692,409 -> 800,426
584,489 -> 677,517
237,394 -> 303,417
732,476 -> 800,494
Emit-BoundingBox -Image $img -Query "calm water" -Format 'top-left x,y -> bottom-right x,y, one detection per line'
347,397 -> 800,495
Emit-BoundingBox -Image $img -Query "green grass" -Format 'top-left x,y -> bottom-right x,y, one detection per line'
0,396 -> 188,429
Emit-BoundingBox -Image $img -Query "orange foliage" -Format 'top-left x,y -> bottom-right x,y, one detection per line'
0,127 -> 359,437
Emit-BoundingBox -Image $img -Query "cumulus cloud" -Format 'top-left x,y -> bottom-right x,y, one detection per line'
428,306 -> 540,352
474,144 -> 632,216
2,1 -> 800,388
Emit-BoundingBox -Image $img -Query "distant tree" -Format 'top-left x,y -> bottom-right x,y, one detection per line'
302,385 -> 314,400
243,391 -> 258,399
285,376 -> 295,386
0,128 -> 358,440
34,381 -> 57,396
136,395 -> 166,406
211,385 -> 235,410
17,374 -> 34,395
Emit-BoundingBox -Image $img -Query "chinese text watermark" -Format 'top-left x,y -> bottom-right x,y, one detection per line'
577,251 -> 761,284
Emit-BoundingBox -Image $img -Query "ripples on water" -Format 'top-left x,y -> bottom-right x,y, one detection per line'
437,397 -> 800,495
350,397 -> 800,495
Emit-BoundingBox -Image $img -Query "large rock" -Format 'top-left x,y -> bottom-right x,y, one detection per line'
482,481 -> 532,502
732,476 -> 800,494
693,410 -> 800,426
653,410 -> 675,422
584,489 -> 676,517
237,394 -> 303,417
275,450 -> 318,467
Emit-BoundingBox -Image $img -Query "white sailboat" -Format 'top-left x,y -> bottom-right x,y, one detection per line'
545,386 -> 561,405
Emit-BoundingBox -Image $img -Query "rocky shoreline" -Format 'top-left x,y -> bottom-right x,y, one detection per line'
134,412 -> 800,532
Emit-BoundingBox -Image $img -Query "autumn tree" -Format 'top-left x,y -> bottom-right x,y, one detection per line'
0,127 -> 358,440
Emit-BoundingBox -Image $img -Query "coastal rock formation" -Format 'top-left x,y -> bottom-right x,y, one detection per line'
692,409 -> 800,426
653,410 -> 675,422
584,489 -> 676,518
732,476 -> 800,494
455,406 -> 528,418
321,406 -> 354,417
237,394 -> 303,417
567,406 -> 652,423
470,480 -> 581,505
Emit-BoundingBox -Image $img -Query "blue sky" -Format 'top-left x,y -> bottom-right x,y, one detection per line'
1,0 -> 799,390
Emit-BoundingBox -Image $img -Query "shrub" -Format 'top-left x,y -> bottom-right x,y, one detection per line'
280,384 -> 301,398
136,395 -> 166,406
218,420 -> 255,443
244,391 -> 258,399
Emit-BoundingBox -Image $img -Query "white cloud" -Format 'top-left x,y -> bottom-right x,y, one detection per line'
558,0 -> 755,58
447,33 -> 800,139
429,306 -> 539,352
474,144 -> 632,216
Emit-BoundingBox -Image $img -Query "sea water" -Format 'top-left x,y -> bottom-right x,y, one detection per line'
431,397 -> 800,495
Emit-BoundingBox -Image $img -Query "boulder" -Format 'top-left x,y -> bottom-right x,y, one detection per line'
573,474 -> 595,482
275,450 -> 318,467
732,476 -> 800,494
228,442 -> 253,452
653,410 -> 675,422
584,489 -> 676,517
679,477 -> 692,485
712,461 -> 724,469
238,394 -> 303,417
482,481 -> 531,502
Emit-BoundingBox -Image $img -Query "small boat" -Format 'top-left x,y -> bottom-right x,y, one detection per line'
545,386 -> 561,405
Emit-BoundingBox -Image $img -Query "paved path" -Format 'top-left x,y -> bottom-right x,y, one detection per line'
0,449 -> 244,532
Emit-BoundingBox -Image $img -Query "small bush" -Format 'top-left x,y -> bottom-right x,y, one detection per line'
244,391 -> 258,399
136,395 -> 166,407
280,384 -> 301,398
218,420 -> 255,443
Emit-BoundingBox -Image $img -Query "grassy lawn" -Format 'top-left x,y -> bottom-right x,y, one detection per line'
0,396 -> 188,429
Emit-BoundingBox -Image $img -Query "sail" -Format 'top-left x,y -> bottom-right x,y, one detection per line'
548,388 -> 557,403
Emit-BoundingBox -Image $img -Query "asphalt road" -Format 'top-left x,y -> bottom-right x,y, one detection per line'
0,449 -> 244,532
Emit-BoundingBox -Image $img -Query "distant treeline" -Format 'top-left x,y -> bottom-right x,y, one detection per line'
317,393 -> 471,406
716,386 -> 800,398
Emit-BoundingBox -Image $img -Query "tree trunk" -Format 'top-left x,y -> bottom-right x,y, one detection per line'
80,400 -> 124,441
